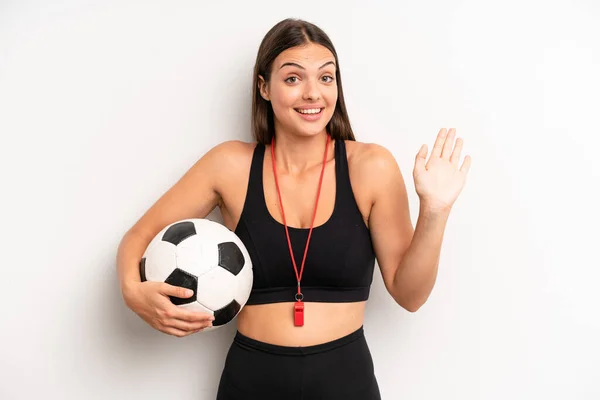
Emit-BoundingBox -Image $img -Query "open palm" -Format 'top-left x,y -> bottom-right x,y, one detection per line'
413,128 -> 472,212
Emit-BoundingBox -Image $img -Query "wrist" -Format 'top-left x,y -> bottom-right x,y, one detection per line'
419,200 -> 452,217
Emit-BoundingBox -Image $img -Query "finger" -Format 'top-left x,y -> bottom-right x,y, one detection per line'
160,283 -> 194,299
163,327 -> 193,338
431,128 -> 448,158
414,144 -> 428,172
169,306 -> 215,323
460,155 -> 472,174
168,318 -> 213,332
441,128 -> 456,159
450,137 -> 463,165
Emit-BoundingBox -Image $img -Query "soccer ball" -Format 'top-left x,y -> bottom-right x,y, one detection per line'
139,218 -> 253,331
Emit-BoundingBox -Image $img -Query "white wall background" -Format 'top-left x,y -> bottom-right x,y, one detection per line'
1,0 -> 599,399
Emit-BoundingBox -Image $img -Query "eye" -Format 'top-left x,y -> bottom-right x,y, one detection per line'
285,76 -> 299,84
322,75 -> 335,83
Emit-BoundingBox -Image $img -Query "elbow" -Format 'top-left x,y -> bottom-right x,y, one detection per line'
404,303 -> 422,313
400,304 -> 423,313
388,281 -> 429,313
394,295 -> 425,313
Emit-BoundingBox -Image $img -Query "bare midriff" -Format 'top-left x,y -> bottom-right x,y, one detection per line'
236,301 -> 366,346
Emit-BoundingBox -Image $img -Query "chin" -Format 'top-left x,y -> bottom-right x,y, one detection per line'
295,117 -> 333,137
292,127 -> 328,139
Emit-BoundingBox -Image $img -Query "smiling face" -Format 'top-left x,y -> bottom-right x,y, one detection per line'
258,43 -> 338,139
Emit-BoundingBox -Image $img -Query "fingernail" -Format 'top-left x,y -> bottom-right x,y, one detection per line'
186,289 -> 193,296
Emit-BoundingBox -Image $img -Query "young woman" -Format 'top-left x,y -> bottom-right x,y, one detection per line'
117,18 -> 471,399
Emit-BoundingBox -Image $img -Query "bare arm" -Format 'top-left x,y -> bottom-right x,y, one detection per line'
368,128 -> 470,312
118,149 -> 219,291
118,231 -> 159,301
116,140 -> 249,336
366,145 -> 451,312
390,205 -> 449,311
359,144 -> 417,311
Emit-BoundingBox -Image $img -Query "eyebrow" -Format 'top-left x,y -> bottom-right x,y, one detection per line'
279,61 -> 336,70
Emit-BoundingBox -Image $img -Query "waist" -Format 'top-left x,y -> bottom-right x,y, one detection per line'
233,325 -> 365,355
236,301 -> 366,346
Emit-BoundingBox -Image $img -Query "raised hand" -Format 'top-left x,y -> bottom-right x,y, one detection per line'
413,128 -> 472,212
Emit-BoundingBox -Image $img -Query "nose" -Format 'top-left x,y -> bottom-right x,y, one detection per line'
302,79 -> 321,101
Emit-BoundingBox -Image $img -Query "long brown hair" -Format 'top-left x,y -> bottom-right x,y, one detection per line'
251,18 -> 355,145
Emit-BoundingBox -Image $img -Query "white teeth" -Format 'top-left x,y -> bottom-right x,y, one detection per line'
296,108 -> 322,114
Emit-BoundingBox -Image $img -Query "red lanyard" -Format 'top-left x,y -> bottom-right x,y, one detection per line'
271,133 -> 330,327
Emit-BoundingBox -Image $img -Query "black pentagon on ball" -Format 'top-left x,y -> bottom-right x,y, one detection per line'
212,300 -> 241,326
162,221 -> 196,245
164,268 -> 198,305
218,241 -> 245,276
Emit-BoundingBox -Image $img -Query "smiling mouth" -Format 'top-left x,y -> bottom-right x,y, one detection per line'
294,108 -> 324,115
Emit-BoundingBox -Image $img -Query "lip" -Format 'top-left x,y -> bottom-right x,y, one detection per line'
294,107 -> 324,121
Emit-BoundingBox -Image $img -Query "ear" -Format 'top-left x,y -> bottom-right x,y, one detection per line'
258,75 -> 270,101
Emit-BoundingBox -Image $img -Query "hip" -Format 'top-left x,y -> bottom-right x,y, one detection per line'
217,325 -> 381,399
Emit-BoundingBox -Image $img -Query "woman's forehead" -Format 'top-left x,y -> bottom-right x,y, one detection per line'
275,44 -> 335,69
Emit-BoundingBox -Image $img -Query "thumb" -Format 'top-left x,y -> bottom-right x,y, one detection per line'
414,144 -> 427,173
161,283 -> 194,299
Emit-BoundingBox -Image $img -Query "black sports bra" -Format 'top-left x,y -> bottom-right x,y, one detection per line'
234,139 -> 376,305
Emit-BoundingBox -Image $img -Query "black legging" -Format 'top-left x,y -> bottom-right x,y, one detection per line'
216,326 -> 381,399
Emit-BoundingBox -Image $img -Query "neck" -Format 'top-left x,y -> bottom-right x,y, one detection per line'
272,131 -> 330,175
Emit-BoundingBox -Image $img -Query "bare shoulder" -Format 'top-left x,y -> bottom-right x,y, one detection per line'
343,140 -> 405,225
345,140 -> 398,169
345,140 -> 403,198
203,139 -> 256,194
208,139 -> 255,164
206,139 -> 256,166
